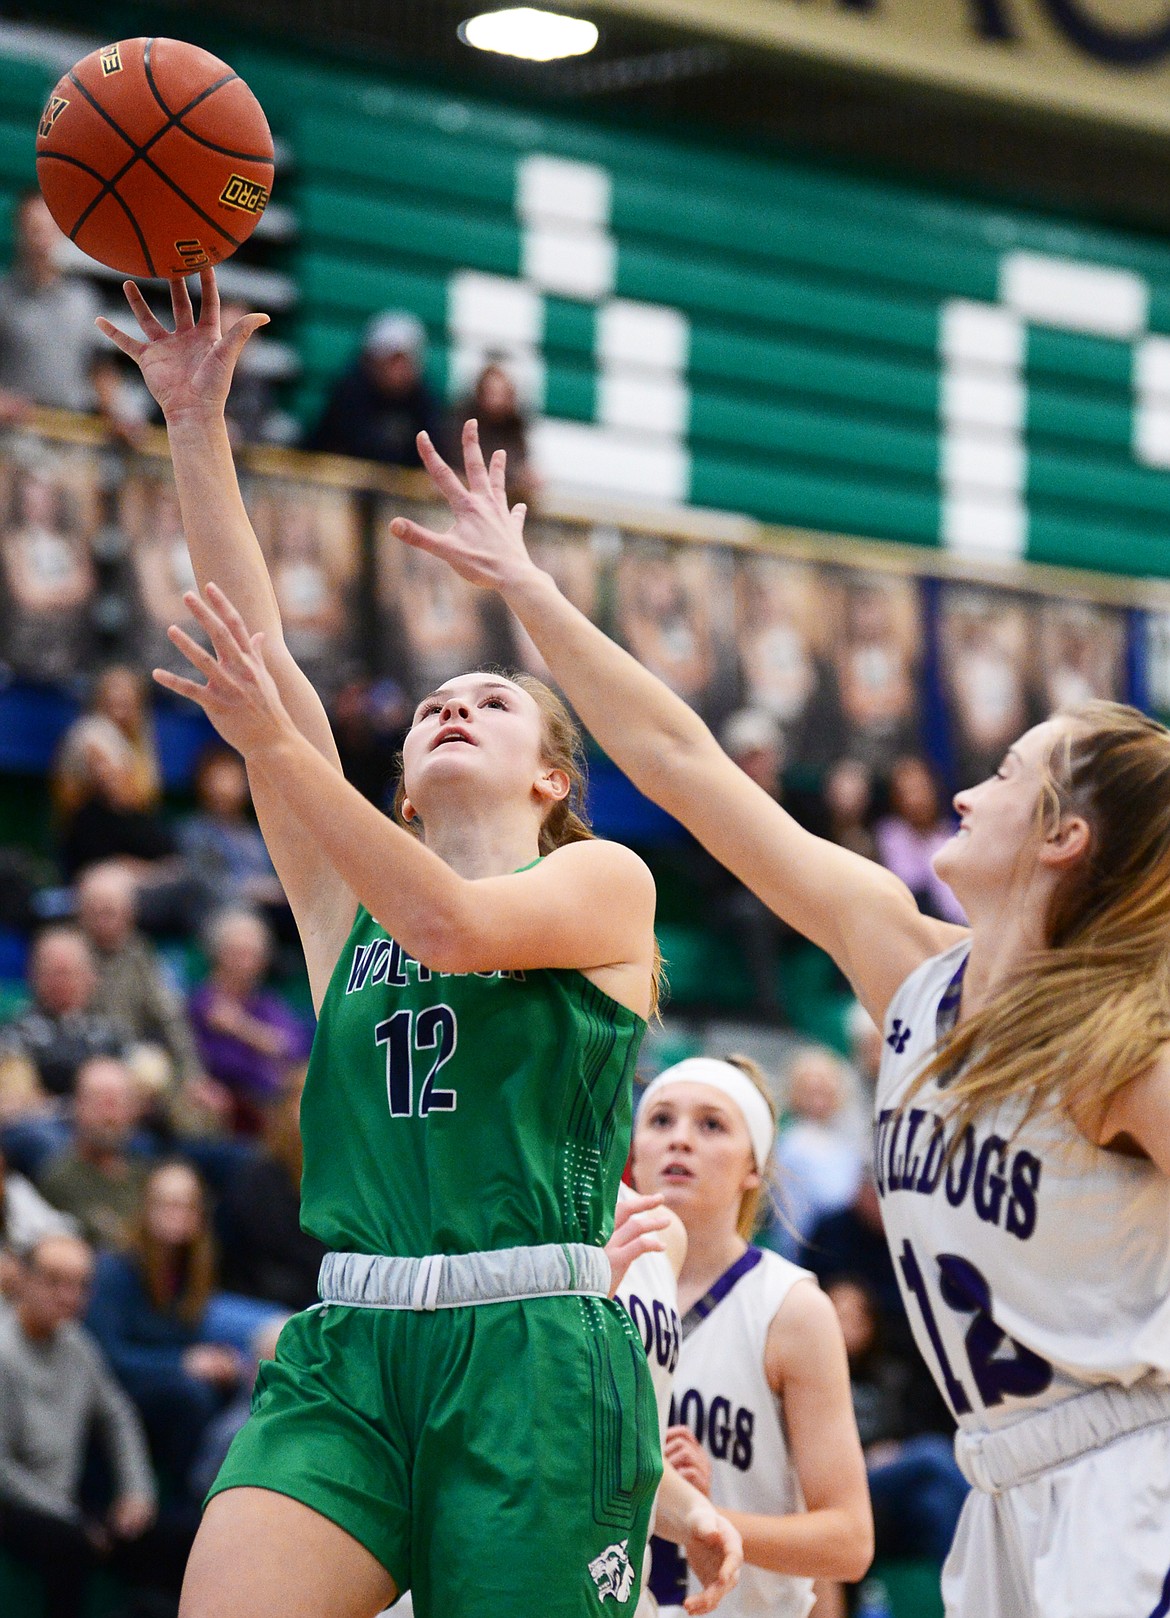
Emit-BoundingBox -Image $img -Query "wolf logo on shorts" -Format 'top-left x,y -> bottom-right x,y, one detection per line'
589,1539 -> 634,1603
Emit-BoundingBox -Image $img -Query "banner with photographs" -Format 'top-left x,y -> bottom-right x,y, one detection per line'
0,436 -> 101,683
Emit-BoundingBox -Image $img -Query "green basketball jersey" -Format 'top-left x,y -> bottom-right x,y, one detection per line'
299,904 -> 647,1257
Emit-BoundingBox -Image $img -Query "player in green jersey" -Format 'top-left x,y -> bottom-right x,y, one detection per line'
96,272 -> 727,1618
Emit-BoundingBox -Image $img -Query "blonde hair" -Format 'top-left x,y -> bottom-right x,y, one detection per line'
912,701 -> 1170,1138
722,1054 -> 780,1239
393,669 -> 662,1014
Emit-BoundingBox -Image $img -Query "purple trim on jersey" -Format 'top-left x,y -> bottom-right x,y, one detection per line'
1148,1564 -> 1170,1618
935,951 -> 969,1042
681,1246 -> 764,1340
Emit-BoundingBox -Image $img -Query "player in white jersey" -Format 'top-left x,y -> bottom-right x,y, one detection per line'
628,1057 -> 871,1618
614,1182 -> 744,1618
402,427 -> 1170,1617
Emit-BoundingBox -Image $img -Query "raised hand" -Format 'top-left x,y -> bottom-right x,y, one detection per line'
390,418 -> 536,593
604,1190 -> 671,1297
153,581 -> 295,758
95,266 -> 268,423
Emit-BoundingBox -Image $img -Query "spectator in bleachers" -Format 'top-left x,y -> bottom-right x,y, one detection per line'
0,460 -> 96,683
446,360 -> 536,505
701,708 -> 793,1022
0,926 -> 128,1104
305,309 -> 441,468
773,1045 -> 863,1258
799,1168 -> 903,1334
328,676 -> 411,811
78,862 -> 206,1104
0,1231 -> 159,1618
188,907 -> 313,1134
85,1160 -> 244,1488
822,756 -> 878,862
36,1056 -> 150,1251
0,193 -> 133,433
0,1146 -> 76,1297
187,1309 -> 288,1504
874,754 -> 966,924
217,1066 -> 325,1311
827,1276 -> 967,1566
52,665 -> 183,894
177,746 -> 286,921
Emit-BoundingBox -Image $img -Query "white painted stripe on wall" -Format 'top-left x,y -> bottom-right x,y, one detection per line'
597,300 -> 689,371
521,224 -> 616,301
530,417 -> 689,502
1000,251 -> 1148,339
1134,402 -> 1170,469
598,372 -> 690,436
939,299 -> 1023,369
516,154 -> 611,229
941,430 -> 1026,495
1134,335 -> 1170,401
448,271 -> 544,347
941,492 -> 1027,558
941,369 -> 1026,432
447,342 -> 546,412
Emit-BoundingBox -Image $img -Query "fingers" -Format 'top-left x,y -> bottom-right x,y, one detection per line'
612,1191 -> 665,1226
152,667 -> 208,704
511,501 -> 527,529
489,447 -> 508,499
219,311 -> 270,366
166,623 -> 218,680
94,316 -> 146,363
122,281 -> 167,341
461,417 -> 491,493
389,516 -> 452,556
416,430 -> 470,507
170,275 -> 195,331
183,588 -> 251,670
203,581 -> 257,657
198,265 -> 220,327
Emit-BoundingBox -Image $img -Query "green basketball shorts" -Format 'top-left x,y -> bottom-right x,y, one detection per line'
207,1292 -> 662,1615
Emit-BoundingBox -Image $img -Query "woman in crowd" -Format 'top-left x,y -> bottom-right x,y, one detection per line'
398,419 -> 1170,1617
85,1159 -> 248,1488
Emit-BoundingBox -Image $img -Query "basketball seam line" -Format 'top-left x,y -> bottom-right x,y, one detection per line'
64,68 -> 246,258
142,39 -> 271,163
63,64 -> 244,252
36,149 -> 157,277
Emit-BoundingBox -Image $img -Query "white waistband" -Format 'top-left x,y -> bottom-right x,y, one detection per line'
954,1381 -> 1170,1494
318,1242 -> 611,1311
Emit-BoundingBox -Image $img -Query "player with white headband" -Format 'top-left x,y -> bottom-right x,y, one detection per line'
630,1056 -> 872,1618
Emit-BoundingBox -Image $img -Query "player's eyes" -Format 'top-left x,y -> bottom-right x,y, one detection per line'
416,702 -> 441,719
647,1109 -> 673,1127
481,695 -> 508,710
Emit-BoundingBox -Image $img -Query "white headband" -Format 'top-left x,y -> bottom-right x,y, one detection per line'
636,1057 -> 775,1172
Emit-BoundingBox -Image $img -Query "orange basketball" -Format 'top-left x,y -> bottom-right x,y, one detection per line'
36,37 -> 274,280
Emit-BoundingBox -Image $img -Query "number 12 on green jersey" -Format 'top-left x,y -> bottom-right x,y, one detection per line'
375,1005 -> 458,1118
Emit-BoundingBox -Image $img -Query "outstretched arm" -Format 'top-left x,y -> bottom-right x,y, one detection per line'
390,423 -> 964,1024
154,584 -> 658,1017
97,271 -> 356,1001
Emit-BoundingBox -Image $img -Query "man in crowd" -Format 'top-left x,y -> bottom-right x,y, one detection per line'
304,308 -> 441,467
37,1056 -> 149,1250
0,192 -> 134,435
0,1232 -> 159,1618
0,926 -> 128,1107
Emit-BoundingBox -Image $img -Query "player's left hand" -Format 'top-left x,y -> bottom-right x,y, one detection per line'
153,581 -> 297,759
604,1190 -> 671,1297
679,1500 -> 742,1615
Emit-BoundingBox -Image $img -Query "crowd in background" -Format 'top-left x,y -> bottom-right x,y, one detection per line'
0,188 -> 974,1617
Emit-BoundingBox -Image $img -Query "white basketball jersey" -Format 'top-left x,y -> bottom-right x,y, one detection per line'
878,940 -> 1170,1436
652,1247 -> 816,1618
615,1183 -> 683,1618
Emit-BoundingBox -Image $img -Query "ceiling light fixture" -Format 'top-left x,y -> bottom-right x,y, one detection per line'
458,8 -> 600,63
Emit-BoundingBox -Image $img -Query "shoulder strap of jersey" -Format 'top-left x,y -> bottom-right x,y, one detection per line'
681,1246 -> 763,1340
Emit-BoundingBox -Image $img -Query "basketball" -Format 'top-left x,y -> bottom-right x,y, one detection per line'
35,37 -> 273,280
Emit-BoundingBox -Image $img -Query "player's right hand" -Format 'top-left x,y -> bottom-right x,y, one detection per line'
604,1190 -> 671,1296
95,265 -> 268,424
665,1424 -> 712,1494
390,417 -> 539,596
